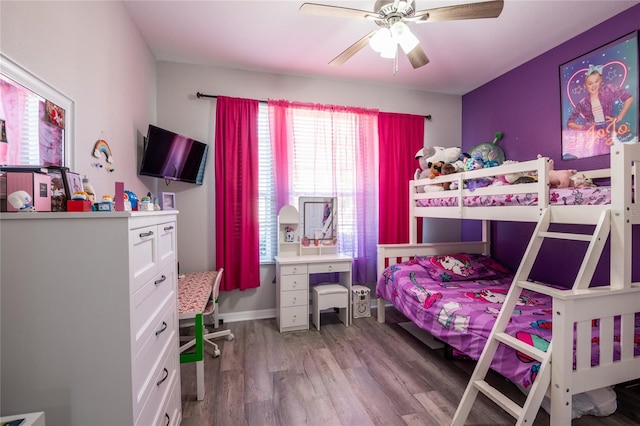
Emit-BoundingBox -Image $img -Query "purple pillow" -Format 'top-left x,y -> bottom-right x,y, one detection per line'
416,253 -> 511,282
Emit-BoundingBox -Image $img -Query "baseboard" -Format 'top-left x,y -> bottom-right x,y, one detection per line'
398,321 -> 445,350
217,299 -> 382,325
218,308 -> 277,324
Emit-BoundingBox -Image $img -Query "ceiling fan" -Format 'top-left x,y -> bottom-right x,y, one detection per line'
299,0 -> 504,69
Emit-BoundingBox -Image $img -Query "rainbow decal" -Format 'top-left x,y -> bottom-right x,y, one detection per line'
93,139 -> 113,163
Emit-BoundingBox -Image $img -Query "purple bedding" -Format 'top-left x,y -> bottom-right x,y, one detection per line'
376,253 -> 640,389
416,186 -> 612,208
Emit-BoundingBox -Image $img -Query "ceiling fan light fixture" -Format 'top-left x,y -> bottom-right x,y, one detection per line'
369,27 -> 391,53
390,21 -> 419,54
379,41 -> 397,59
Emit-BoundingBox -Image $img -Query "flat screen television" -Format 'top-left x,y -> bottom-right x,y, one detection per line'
140,124 -> 208,185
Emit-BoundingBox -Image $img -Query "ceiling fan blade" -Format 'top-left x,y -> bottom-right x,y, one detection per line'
299,3 -> 377,20
406,44 -> 429,69
329,30 -> 379,66
411,0 -> 504,23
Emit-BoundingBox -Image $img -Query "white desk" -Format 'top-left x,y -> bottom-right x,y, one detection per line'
275,254 -> 353,333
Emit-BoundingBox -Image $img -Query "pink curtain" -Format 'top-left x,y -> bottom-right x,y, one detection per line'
268,100 -> 379,283
268,99 -> 292,211
0,79 -> 26,164
378,112 -> 424,244
215,96 -> 261,291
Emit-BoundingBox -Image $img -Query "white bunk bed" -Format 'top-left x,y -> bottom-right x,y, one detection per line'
376,144 -> 640,425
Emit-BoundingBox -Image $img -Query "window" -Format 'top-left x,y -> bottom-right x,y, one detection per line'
258,103 -> 277,261
258,103 -> 371,263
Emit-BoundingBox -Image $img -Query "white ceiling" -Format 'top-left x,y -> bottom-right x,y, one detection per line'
123,0 -> 639,96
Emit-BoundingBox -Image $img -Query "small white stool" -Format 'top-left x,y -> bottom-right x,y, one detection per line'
312,284 -> 349,331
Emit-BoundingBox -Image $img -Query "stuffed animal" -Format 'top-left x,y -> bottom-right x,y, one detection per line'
571,173 -> 595,188
500,160 -> 538,184
541,156 -> 577,189
429,161 -> 444,179
440,163 -> 456,190
416,146 -> 462,167
464,155 -> 485,171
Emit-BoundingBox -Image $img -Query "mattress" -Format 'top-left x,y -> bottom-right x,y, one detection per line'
376,253 -> 638,389
416,186 -> 612,208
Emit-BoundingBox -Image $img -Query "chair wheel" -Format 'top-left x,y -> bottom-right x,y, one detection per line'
227,334 -> 234,341
213,349 -> 221,358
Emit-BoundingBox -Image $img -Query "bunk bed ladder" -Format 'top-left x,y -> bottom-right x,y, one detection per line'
452,206 -> 611,426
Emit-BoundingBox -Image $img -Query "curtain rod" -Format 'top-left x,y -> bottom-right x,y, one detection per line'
195,92 -> 432,121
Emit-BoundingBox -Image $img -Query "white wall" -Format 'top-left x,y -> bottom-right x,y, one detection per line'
0,1 -> 157,199
156,61 -> 462,318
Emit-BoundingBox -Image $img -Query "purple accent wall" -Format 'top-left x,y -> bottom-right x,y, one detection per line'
461,4 -> 640,287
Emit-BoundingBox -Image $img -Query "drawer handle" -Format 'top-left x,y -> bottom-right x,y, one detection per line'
328,265 -> 333,271
292,281 -> 297,288
292,314 -> 297,322
292,267 -> 297,273
155,275 -> 167,286
164,225 -> 174,231
139,230 -> 154,238
165,413 -> 170,426
157,368 -> 169,387
155,321 -> 168,336
292,296 -> 297,303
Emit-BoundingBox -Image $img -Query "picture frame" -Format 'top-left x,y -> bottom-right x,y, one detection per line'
47,166 -> 69,211
560,31 -> 638,160
45,99 -> 65,129
0,119 -> 6,143
63,170 -> 83,198
160,192 -> 176,210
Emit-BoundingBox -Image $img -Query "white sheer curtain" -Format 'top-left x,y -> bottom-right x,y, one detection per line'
269,100 -> 379,284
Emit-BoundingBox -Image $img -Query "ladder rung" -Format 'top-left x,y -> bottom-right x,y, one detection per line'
495,332 -> 546,362
474,380 -> 522,419
537,231 -> 592,242
516,280 -> 567,298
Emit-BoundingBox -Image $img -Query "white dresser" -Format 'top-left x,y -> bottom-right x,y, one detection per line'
275,254 -> 353,332
0,211 -> 181,426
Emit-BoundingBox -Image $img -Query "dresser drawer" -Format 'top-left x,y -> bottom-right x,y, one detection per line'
134,333 -> 178,422
308,261 -> 350,274
132,299 -> 177,390
136,359 -> 179,426
280,288 -> 308,308
151,374 -> 181,426
280,264 -> 308,275
157,221 -> 177,273
279,305 -> 308,328
131,224 -> 159,294
131,266 -> 175,354
281,274 -> 308,291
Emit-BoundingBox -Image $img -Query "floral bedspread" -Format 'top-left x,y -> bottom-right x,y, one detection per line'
416,186 -> 612,208
376,253 -> 639,389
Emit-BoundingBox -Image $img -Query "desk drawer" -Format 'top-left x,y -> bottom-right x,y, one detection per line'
281,274 -> 308,291
308,261 -> 350,274
280,305 -> 308,329
280,289 -> 308,308
280,264 -> 308,275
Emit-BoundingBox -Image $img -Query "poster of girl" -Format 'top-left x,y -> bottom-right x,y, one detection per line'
560,32 -> 638,159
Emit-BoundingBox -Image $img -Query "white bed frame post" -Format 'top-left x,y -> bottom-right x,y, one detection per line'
610,144 -> 637,289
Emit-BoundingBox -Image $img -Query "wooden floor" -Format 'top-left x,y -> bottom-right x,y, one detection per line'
180,308 -> 639,426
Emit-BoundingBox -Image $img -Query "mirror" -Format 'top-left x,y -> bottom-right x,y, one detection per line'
299,197 -> 337,244
0,53 -> 74,168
